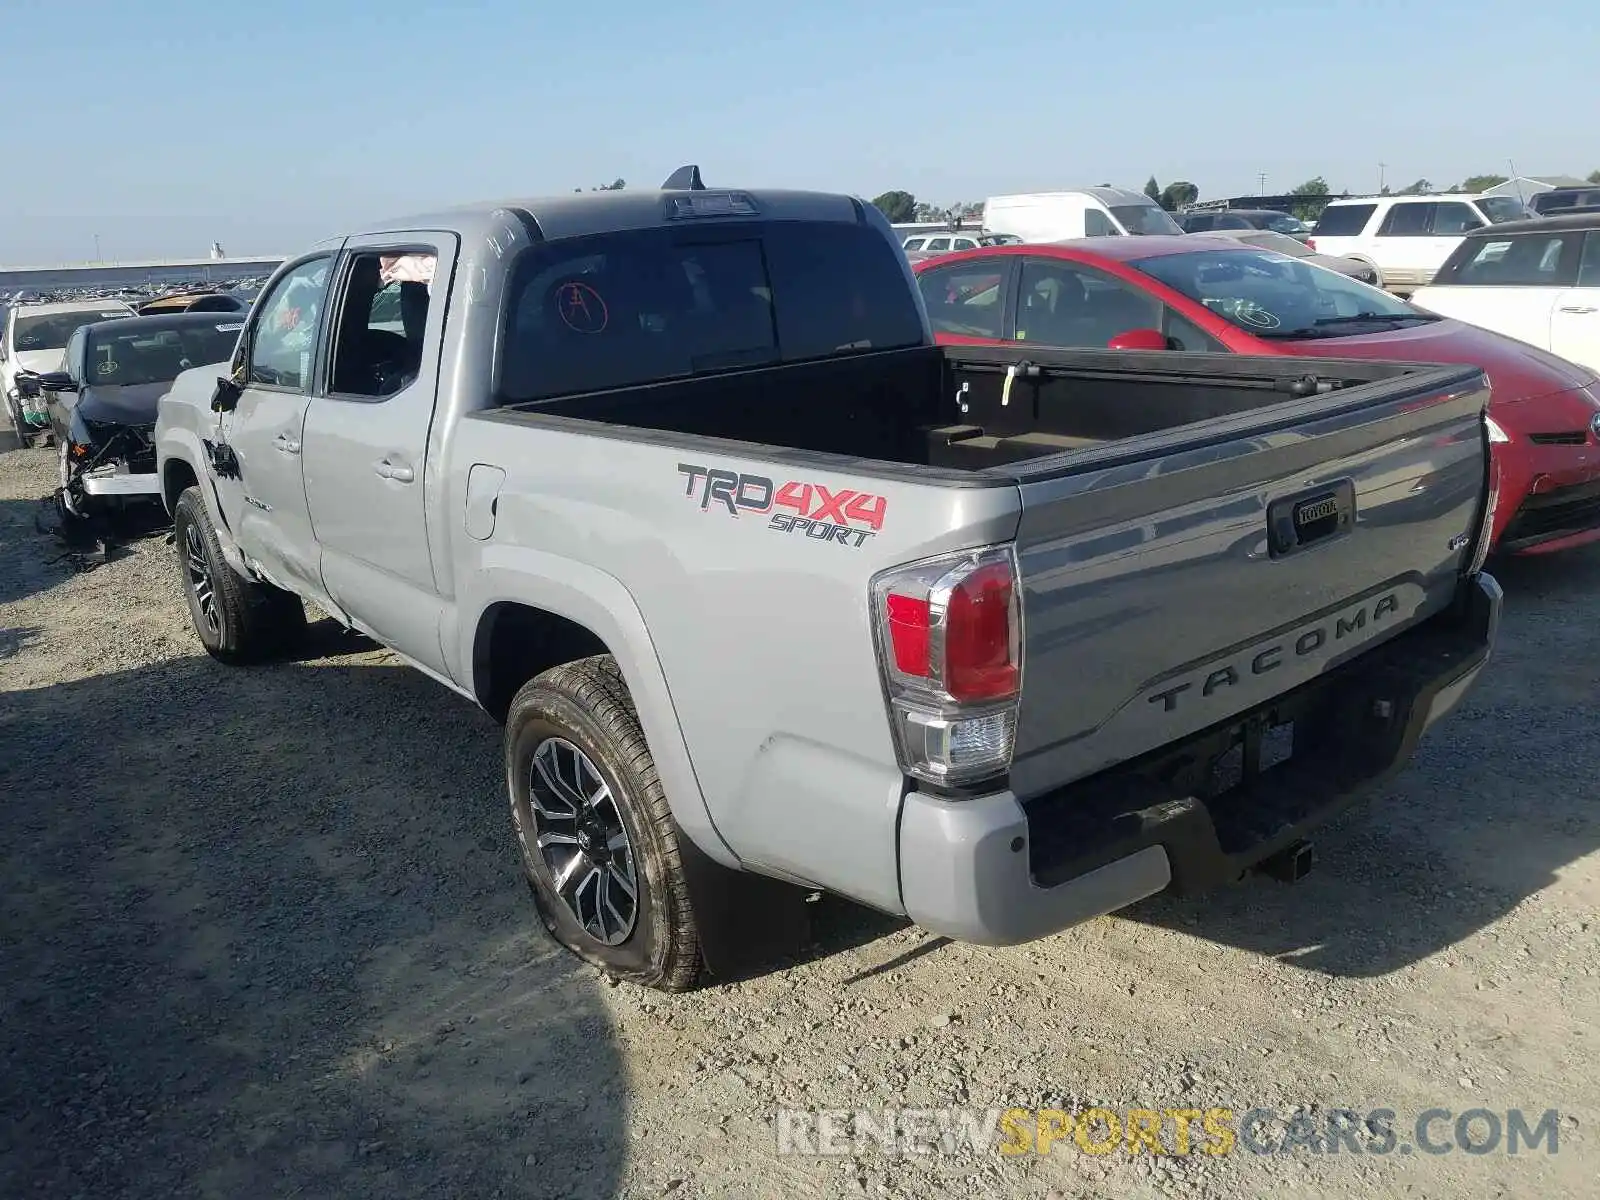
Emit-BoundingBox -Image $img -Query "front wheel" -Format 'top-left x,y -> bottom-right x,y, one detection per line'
173,485 -> 306,663
507,655 -> 703,991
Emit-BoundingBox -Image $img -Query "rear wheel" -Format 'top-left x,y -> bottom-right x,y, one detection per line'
173,485 -> 306,663
506,655 -> 703,991
1350,257 -> 1384,290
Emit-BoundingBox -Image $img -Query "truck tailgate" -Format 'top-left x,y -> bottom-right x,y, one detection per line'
1003,359 -> 1491,798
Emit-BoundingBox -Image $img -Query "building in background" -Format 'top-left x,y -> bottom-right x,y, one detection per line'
1477,175 -> 1590,202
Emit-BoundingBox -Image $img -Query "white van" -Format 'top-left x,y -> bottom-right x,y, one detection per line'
981,186 -> 1185,242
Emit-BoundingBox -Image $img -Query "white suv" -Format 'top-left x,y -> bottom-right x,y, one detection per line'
1306,193 -> 1533,292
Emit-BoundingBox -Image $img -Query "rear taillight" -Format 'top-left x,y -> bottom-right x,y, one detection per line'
1468,417 -> 1504,575
871,545 -> 1022,787
1305,237 -> 1317,251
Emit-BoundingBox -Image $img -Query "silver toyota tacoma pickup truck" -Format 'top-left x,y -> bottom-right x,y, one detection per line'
154,166 -> 1503,992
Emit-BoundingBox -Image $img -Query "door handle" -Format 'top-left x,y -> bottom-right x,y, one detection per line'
274,433 -> 301,454
1557,304 -> 1597,314
374,458 -> 415,483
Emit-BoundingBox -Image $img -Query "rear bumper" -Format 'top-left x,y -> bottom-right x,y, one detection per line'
896,571 -> 1501,946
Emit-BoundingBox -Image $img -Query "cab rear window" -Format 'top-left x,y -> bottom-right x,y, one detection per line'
497,221 -> 924,403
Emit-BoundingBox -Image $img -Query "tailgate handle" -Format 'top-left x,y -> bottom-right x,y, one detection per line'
1267,479 -> 1355,558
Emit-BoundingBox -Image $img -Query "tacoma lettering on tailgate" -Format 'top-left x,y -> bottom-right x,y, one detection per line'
676,463 -> 887,548
1146,590 -> 1405,713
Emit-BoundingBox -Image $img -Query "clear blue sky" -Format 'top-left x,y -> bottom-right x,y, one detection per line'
2,0 -> 1593,265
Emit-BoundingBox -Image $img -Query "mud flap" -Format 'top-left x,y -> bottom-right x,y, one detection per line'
676,826 -> 813,983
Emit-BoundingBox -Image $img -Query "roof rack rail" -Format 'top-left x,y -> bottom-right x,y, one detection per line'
661,165 -> 706,191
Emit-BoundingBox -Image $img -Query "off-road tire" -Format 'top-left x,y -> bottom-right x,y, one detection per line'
506,655 -> 703,992
173,485 -> 306,664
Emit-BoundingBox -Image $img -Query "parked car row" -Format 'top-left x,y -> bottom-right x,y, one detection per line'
899,186 -> 1562,297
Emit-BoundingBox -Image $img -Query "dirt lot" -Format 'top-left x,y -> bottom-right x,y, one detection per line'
2,440 -> 1596,1200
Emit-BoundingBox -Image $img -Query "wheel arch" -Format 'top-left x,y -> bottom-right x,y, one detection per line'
462,555 -> 738,869
161,455 -> 200,515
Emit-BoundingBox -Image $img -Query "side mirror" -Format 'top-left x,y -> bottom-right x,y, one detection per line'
36,371 -> 77,393
1107,328 -> 1171,352
210,375 -> 243,413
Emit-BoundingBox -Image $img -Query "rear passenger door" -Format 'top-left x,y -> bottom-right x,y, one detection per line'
1550,232 -> 1600,373
300,232 -> 459,673
1372,202 -> 1439,286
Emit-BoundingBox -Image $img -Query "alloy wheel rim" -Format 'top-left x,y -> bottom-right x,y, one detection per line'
527,736 -> 639,946
183,520 -> 220,634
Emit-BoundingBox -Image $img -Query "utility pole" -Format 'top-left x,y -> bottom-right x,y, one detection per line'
93,233 -> 101,263
1257,172 -> 1267,196
1378,163 -> 1387,194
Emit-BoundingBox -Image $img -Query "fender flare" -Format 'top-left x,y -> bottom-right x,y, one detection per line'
460,547 -> 741,870
157,431 -> 251,576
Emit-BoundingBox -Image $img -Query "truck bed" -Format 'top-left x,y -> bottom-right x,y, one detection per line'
499,341 -> 1489,770
509,344 -> 1488,484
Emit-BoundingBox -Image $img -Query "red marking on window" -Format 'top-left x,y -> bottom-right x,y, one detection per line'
557,281 -> 609,334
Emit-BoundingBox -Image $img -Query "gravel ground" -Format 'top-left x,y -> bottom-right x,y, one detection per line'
2,438 -> 1596,1200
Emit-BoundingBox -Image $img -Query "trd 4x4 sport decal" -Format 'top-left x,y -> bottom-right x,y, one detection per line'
676,462 -> 887,548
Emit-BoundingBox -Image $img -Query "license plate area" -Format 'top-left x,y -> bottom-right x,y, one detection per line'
1202,716 -> 1296,799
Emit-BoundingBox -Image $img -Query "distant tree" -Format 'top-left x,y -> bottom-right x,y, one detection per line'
1144,176 -> 1162,203
1399,178 -> 1432,195
1288,176 -> 1333,221
911,201 -> 944,222
1457,174 -> 1508,192
574,178 -> 626,192
1589,170 -> 1600,184
1158,181 -> 1197,212
872,190 -> 919,223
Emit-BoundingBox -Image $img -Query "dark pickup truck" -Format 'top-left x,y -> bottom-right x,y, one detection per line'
155,169 -> 1502,990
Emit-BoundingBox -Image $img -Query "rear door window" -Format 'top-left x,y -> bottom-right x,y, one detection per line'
1015,258 -> 1162,347
1377,203 -> 1432,237
498,220 -> 924,402
1313,204 -> 1377,237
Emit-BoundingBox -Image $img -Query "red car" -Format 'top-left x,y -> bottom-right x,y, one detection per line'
912,236 -> 1600,555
